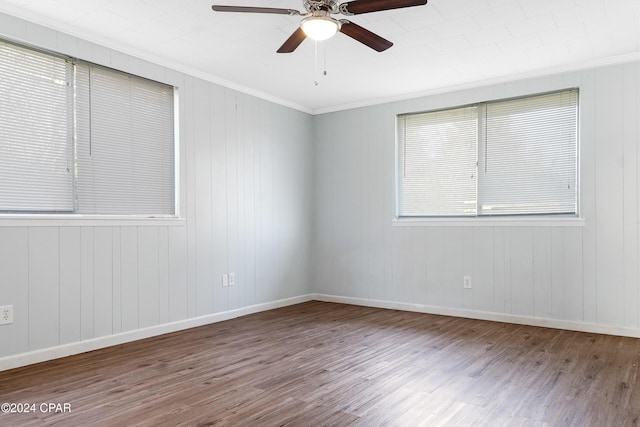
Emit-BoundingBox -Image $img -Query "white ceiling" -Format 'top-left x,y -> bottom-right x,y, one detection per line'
0,0 -> 639,113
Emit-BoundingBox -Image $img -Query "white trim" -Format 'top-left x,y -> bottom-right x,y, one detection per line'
1,7 -> 639,116
0,216 -> 187,227
313,52 -> 640,115
173,86 -> 182,218
312,293 -> 640,339
392,217 -> 586,227
0,8 -> 311,115
0,294 -> 313,372
4,292 -> 639,372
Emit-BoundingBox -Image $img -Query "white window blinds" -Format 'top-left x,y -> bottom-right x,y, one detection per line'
0,40 -> 176,216
398,106 -> 478,216
0,40 -> 73,212
478,91 -> 578,216
74,64 -> 175,215
397,90 -> 578,218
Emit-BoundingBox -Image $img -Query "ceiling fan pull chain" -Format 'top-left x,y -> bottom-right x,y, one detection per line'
314,40 -> 319,86
323,41 -> 328,76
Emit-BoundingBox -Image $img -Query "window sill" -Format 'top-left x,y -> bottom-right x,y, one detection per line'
392,216 -> 585,227
0,215 -> 186,227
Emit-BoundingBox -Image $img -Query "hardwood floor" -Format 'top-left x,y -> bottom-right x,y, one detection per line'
1,301 -> 639,426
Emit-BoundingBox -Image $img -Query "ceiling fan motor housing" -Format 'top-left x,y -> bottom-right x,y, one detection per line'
303,0 -> 340,14
211,0 -> 428,52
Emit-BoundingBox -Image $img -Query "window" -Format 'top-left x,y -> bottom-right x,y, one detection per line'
74,64 -> 175,215
0,41 -> 73,212
0,39 -> 175,216
397,90 -> 578,218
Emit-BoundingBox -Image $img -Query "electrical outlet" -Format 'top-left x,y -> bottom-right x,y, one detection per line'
0,305 -> 13,325
222,274 -> 229,287
229,273 -> 236,286
463,276 -> 472,289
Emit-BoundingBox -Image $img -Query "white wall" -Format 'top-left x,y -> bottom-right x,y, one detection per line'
313,61 -> 640,333
2,11 -> 640,370
0,13 -> 314,363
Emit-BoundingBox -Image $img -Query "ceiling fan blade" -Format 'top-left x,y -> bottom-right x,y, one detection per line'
277,28 -> 307,53
339,20 -> 393,52
340,0 -> 427,15
212,5 -> 301,15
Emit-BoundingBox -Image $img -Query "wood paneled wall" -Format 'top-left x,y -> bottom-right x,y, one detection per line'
0,13 -> 314,360
312,62 -> 640,330
1,10 -> 639,365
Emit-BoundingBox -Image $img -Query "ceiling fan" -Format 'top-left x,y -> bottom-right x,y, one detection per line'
211,0 -> 428,53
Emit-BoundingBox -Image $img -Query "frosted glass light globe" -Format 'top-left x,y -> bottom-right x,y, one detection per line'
301,16 -> 339,41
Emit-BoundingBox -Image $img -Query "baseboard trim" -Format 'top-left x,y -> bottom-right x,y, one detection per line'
312,293 -> 640,339
0,294 -> 313,372
5,293 -> 639,372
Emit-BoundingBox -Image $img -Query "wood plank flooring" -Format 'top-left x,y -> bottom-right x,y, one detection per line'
1,301 -> 640,426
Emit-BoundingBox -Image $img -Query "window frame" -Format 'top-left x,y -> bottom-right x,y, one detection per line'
0,38 -> 182,225
394,89 -> 583,227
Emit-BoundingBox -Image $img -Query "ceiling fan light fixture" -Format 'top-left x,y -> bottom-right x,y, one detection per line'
301,16 -> 340,41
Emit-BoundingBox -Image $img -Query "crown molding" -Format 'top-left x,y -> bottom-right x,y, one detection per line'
0,6 -> 312,115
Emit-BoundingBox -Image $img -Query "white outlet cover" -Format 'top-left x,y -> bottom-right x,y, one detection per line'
222,274 -> 229,287
463,276 -> 472,289
229,273 -> 236,286
0,305 -> 13,325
